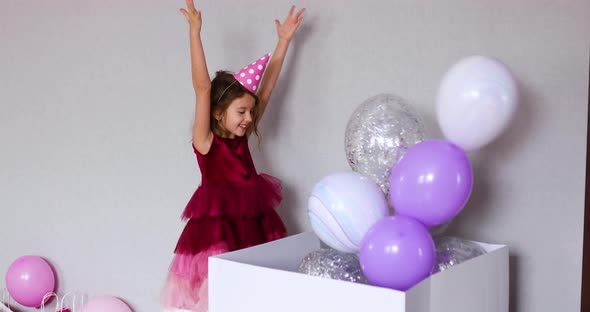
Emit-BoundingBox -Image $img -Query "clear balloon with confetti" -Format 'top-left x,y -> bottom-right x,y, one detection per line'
433,236 -> 487,273
298,248 -> 367,284
345,93 -> 426,195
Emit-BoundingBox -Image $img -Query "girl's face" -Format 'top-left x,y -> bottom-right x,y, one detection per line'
219,93 -> 256,138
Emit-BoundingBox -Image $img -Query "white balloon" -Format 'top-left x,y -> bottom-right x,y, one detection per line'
436,56 -> 518,151
308,172 -> 389,253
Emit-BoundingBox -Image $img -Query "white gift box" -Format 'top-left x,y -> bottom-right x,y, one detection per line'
209,232 -> 508,312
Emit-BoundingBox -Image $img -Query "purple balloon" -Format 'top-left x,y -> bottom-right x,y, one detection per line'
359,215 -> 435,291
5,256 -> 55,307
389,140 -> 473,227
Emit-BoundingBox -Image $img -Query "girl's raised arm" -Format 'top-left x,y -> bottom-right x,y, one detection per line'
256,6 -> 305,121
181,0 -> 213,154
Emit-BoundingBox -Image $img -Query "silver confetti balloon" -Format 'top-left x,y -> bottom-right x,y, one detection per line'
433,236 -> 487,273
345,93 -> 426,194
298,248 -> 367,284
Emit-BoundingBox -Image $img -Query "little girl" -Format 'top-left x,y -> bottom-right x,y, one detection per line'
162,1 -> 304,311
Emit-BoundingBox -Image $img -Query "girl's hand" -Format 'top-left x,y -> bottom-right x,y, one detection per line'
180,0 -> 202,33
275,5 -> 305,43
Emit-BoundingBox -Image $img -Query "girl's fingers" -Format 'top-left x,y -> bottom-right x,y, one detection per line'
295,8 -> 305,19
181,0 -> 201,20
180,8 -> 189,20
288,5 -> 295,17
186,0 -> 196,12
275,19 -> 281,28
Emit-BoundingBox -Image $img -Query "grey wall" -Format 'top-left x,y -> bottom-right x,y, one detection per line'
0,1 -> 588,311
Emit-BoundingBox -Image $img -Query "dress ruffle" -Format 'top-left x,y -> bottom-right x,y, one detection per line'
181,173 -> 282,220
162,242 -> 228,311
174,210 -> 286,254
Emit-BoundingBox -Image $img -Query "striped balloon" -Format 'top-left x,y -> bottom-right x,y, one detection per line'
308,172 -> 389,253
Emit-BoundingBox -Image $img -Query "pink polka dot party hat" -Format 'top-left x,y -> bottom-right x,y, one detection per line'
233,53 -> 270,93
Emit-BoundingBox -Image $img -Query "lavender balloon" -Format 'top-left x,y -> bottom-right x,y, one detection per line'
359,215 -> 435,291
389,140 -> 473,227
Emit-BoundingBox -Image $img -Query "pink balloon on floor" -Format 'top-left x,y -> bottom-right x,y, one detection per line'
81,296 -> 132,312
5,256 -> 55,307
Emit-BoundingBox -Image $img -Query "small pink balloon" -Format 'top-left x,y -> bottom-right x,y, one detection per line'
81,296 -> 132,312
5,256 -> 55,307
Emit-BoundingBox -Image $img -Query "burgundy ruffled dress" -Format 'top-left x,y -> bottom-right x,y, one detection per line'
162,134 -> 286,311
